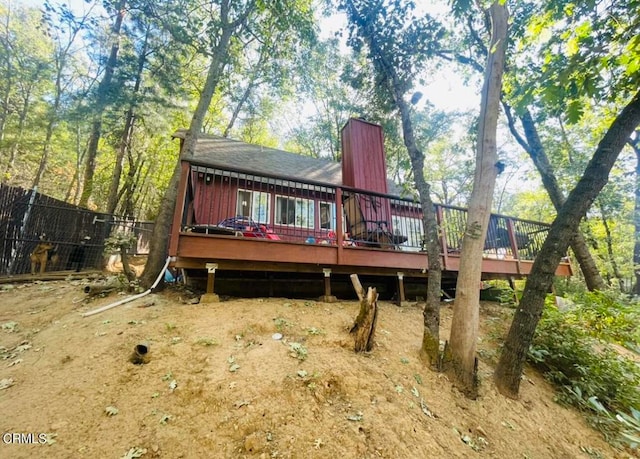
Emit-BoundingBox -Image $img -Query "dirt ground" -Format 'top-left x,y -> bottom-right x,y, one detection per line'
0,278 -> 635,459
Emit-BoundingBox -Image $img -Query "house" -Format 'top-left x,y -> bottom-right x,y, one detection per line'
168,118 -> 571,300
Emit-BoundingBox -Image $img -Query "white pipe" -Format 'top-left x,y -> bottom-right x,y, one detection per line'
81,257 -> 171,317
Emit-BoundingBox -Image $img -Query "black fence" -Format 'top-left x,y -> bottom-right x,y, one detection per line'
0,184 -> 153,275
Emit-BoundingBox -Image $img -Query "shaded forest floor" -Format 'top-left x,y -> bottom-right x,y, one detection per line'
0,279 -> 634,458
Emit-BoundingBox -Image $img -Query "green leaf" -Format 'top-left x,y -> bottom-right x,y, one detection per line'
566,37 -> 579,56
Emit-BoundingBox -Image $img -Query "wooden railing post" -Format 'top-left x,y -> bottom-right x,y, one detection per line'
336,187 -> 344,265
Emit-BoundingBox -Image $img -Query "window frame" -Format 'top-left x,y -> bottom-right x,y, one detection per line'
275,195 -> 315,229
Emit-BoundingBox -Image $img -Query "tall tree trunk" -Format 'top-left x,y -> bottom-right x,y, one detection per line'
494,90 -> 640,398
66,123 -> 87,204
0,3 -> 13,169
33,7 -> 87,189
4,85 -> 32,181
504,105 -> 606,291
396,93 -> 442,368
119,149 -> 144,217
139,5 -> 236,289
106,25 -> 149,215
597,200 -> 622,287
343,0 -> 444,367
628,131 -> 640,294
448,1 -> 508,398
106,109 -> 134,214
33,73 -> 63,189
78,0 -> 126,208
222,79 -> 256,138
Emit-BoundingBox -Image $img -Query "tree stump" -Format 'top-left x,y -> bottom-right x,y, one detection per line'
349,274 -> 378,353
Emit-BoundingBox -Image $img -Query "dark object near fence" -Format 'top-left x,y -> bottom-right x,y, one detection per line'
67,238 -> 90,272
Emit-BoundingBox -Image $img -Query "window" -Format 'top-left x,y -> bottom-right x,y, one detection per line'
236,189 -> 270,223
275,196 -> 315,228
391,216 -> 423,251
319,202 -> 336,229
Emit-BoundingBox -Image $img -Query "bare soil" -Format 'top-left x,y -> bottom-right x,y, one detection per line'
0,278 -> 634,459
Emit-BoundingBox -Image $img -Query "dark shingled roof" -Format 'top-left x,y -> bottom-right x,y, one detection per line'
174,131 -> 403,196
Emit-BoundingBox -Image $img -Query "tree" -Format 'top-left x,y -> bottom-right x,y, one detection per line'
447,0 -> 608,292
0,2 -> 52,183
495,0 -> 640,395
32,1 -> 96,189
140,0 -> 316,288
341,0 -> 447,367
446,0 -> 508,397
284,38 -> 371,161
495,91 -> 640,397
629,130 -> 640,294
78,0 -> 126,208
502,105 -> 607,291
104,22 -> 148,215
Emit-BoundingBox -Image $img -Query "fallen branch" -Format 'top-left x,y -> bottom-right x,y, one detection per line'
83,277 -> 124,296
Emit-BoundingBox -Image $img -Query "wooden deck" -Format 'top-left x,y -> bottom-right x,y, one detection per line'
168,159 -> 572,297
170,231 -> 571,279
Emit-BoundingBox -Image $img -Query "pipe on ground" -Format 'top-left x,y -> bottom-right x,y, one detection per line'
81,257 -> 171,317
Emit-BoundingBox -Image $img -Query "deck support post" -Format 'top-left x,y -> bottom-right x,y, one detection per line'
318,268 -> 337,303
201,263 -> 220,303
396,272 -> 407,306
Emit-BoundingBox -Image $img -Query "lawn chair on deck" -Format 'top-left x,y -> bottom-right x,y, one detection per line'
342,193 -> 407,249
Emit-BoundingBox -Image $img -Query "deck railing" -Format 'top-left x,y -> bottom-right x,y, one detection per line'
177,161 -> 552,262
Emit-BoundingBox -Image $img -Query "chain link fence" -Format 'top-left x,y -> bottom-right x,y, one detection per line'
0,184 -> 153,276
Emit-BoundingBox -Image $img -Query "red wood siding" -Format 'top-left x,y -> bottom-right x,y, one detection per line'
191,172 -> 237,225
190,170 -> 338,243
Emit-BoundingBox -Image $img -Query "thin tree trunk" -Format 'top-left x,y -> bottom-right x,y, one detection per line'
139,3 -> 236,288
67,123 -> 87,204
79,0 -> 126,208
33,7 -> 88,189
123,152 -> 146,217
504,104 -> 606,291
223,80 -> 254,138
343,0 -> 444,368
597,201 -> 622,287
4,85 -> 32,180
0,3 -> 13,167
630,131 -> 640,295
106,25 -> 148,215
448,1 -> 508,398
107,110 -> 135,214
397,98 -> 442,368
494,90 -> 640,398
33,73 -> 62,189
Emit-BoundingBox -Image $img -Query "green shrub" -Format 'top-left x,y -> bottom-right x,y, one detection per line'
528,295 -> 640,447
